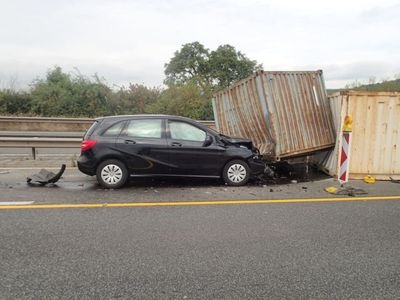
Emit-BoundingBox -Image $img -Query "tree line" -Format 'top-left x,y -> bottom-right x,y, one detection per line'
344,76 -> 400,92
0,42 -> 260,120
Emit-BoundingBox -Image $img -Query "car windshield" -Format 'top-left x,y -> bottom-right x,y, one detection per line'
207,127 -> 227,137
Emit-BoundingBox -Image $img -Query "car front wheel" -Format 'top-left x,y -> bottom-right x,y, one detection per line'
222,159 -> 250,186
96,159 -> 128,189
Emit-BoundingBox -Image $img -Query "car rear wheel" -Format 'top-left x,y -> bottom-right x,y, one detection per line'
96,159 -> 128,189
222,159 -> 250,186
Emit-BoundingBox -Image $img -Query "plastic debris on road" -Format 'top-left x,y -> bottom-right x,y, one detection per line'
363,175 -> 376,184
27,164 -> 66,186
389,177 -> 400,184
324,185 -> 367,197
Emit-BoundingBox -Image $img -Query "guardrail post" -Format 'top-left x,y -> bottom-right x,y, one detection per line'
32,147 -> 36,160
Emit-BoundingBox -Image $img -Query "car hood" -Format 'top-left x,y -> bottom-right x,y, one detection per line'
220,135 -> 258,153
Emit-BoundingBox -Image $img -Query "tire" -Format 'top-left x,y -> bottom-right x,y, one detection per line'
222,159 -> 250,186
96,159 -> 128,189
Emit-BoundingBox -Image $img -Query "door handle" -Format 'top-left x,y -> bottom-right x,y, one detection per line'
124,139 -> 136,144
171,142 -> 182,147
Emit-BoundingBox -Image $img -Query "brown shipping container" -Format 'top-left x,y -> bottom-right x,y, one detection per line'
314,91 -> 400,180
212,70 -> 335,159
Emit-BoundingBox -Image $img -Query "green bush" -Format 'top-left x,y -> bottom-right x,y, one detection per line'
0,89 -> 32,114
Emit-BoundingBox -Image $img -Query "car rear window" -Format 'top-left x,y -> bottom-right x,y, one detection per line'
101,121 -> 125,137
83,120 -> 99,140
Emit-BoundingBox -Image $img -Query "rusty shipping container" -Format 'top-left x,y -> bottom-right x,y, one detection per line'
314,91 -> 400,180
212,70 -> 335,160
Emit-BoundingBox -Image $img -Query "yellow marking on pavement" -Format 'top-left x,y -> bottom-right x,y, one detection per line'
0,195 -> 400,210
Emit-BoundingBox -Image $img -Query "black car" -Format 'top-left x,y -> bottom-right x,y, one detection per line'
77,115 -> 265,188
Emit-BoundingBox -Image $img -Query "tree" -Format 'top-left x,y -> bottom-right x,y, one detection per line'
209,44 -> 260,88
147,82 -> 213,120
163,42 -> 261,120
164,42 -> 261,90
164,42 -> 211,88
111,84 -> 162,115
30,66 -> 112,117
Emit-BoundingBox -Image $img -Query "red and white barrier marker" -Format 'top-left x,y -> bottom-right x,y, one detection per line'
339,132 -> 351,184
338,115 -> 353,184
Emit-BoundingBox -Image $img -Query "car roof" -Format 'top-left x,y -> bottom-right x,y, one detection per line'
94,115 -> 212,131
95,114 -> 200,123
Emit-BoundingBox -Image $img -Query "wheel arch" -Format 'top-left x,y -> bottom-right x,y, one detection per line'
95,155 -> 129,172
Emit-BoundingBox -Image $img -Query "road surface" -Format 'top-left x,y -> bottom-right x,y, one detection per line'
1,168 -> 400,299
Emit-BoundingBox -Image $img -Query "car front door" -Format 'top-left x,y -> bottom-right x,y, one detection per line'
115,118 -> 170,174
166,120 -> 226,176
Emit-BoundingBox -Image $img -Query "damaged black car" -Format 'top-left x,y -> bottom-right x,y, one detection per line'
77,115 -> 265,188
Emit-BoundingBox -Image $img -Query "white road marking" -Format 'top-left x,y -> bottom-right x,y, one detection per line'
0,201 -> 34,206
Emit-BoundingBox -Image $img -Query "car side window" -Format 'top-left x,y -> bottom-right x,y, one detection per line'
169,121 -> 206,142
101,121 -> 125,136
126,119 -> 162,138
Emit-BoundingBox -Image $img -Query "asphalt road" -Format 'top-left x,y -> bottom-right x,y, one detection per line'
1,198 -> 400,299
1,167 -> 400,299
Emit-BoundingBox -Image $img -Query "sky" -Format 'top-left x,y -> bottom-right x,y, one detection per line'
0,0 -> 399,89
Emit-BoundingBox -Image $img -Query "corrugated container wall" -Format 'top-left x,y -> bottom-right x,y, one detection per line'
212,70 -> 335,159
314,91 -> 400,180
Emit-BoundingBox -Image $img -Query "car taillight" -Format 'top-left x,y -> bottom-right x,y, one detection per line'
81,139 -> 97,151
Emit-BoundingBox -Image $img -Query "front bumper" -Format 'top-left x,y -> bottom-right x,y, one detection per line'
248,157 -> 266,175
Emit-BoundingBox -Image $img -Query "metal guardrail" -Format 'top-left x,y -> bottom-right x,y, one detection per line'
0,137 -> 81,159
0,131 -> 83,138
0,137 -> 81,148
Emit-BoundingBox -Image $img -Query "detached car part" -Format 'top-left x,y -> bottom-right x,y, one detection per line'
27,164 -> 66,185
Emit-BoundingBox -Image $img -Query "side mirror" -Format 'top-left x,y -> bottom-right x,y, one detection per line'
203,135 -> 213,147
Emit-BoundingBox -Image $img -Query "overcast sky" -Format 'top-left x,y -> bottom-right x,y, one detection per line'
0,0 -> 399,89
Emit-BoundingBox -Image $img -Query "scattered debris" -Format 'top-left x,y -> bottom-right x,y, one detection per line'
325,186 -> 338,194
254,162 -> 330,187
363,175 -> 376,184
27,164 -> 66,186
264,165 -> 275,177
389,177 -> 400,184
336,186 -> 368,197
324,185 -> 367,197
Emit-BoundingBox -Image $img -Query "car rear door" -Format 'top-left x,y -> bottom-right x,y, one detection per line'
114,118 -> 170,174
